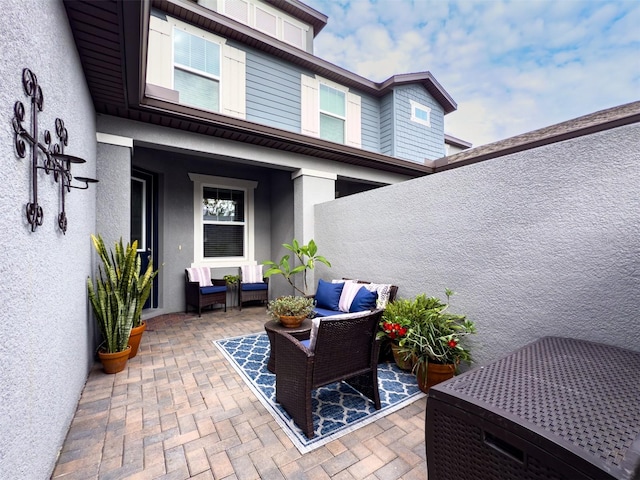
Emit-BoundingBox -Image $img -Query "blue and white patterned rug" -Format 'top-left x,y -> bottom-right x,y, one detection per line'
214,333 -> 425,453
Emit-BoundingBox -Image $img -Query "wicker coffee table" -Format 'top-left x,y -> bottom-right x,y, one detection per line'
264,319 -> 312,373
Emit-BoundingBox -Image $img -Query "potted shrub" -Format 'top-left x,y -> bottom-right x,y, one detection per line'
263,239 -> 331,295
398,289 -> 476,392
376,294 -> 439,370
267,295 -> 315,328
87,235 -> 157,372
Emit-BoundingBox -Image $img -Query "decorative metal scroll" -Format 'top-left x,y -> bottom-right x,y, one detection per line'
11,68 -> 98,234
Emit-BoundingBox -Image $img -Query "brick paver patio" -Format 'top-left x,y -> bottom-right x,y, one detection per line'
52,306 -> 428,479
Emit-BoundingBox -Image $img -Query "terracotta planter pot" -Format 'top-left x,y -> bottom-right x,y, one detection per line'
391,342 -> 414,371
278,314 -> 307,328
128,321 -> 147,358
416,362 -> 456,393
98,346 -> 131,374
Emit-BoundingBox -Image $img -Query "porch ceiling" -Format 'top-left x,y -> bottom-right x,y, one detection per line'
62,0 -> 435,177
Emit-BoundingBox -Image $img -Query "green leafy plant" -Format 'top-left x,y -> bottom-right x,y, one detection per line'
87,235 -> 158,353
398,289 -> 476,371
267,295 -> 315,321
263,239 -> 331,295
223,274 -> 240,286
376,294 -> 443,342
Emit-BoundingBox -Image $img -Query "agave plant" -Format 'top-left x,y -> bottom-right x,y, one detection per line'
87,234 -> 158,353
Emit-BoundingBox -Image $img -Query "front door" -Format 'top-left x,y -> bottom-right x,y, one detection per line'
131,168 -> 158,309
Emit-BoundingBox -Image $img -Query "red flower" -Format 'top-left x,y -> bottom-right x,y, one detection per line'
382,322 -> 407,340
448,339 -> 458,348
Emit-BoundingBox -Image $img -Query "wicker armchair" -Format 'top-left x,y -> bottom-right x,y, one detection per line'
238,265 -> 269,310
274,309 -> 384,438
184,268 -> 227,316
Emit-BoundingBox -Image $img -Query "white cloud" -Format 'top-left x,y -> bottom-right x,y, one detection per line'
306,0 -> 640,147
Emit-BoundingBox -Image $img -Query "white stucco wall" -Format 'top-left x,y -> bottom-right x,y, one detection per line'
0,1 -> 97,478
314,122 -> 640,367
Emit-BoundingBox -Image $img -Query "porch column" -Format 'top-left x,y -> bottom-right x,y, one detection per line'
96,133 -> 133,248
291,168 -> 337,294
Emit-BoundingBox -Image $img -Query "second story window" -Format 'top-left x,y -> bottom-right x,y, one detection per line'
174,29 -> 221,112
319,84 -> 346,143
410,100 -> 431,127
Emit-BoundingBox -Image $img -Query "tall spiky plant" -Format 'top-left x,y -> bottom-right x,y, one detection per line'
87,235 -> 157,353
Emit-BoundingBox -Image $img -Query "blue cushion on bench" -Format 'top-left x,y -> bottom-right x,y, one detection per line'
200,285 -> 226,294
241,282 -> 268,291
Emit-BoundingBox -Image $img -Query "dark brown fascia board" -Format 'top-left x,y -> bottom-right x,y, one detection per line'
263,0 -> 328,36
444,133 -> 472,149
154,0 -> 456,112
122,0 -> 149,108
139,94 -> 435,175
427,102 -> 640,172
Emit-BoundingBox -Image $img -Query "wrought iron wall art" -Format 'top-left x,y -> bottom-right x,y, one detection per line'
11,68 -> 98,234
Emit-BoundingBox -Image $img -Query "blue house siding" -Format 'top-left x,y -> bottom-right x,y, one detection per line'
393,85 -> 445,162
245,46 -> 302,133
360,93 -> 380,153
380,93 -> 394,157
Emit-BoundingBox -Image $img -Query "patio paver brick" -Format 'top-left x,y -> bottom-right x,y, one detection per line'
52,307 -> 429,479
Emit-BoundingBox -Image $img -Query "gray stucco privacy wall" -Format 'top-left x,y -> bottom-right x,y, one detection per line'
0,0 -> 97,478
314,122 -> 640,367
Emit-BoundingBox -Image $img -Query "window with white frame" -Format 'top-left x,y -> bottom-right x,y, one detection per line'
300,74 -> 361,147
319,83 -> 346,143
410,100 -> 431,127
147,14 -> 247,118
173,28 -> 221,112
189,174 -> 257,267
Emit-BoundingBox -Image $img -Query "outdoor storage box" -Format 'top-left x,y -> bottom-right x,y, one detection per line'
426,336 -> 640,480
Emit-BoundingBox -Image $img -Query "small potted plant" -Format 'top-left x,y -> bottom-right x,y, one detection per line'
267,295 -> 315,328
398,289 -> 475,392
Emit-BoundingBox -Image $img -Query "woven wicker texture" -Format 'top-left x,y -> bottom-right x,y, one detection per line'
184,271 -> 226,316
274,309 -> 383,438
428,336 -> 640,480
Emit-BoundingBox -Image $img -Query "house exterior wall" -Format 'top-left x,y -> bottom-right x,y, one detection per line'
0,1 -> 97,478
393,84 -> 445,162
245,45 -> 301,132
131,147 -> 276,314
314,122 -> 640,367
147,13 -> 443,160
380,92 -> 394,157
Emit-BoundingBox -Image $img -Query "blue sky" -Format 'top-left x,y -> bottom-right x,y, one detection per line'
305,0 -> 640,147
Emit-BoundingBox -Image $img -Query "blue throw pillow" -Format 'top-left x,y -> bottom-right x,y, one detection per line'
349,287 -> 378,312
315,279 -> 344,311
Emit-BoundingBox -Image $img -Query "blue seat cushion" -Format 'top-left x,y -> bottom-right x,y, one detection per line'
200,285 -> 226,294
241,282 -> 268,291
314,279 -> 344,311
349,287 -> 378,312
313,307 -> 345,317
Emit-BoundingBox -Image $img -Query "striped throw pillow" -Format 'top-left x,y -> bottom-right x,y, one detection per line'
186,267 -> 212,287
241,265 -> 263,283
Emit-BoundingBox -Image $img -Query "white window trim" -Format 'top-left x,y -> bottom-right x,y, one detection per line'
410,100 -> 431,127
189,173 -> 258,268
318,80 -> 347,143
172,25 -> 223,110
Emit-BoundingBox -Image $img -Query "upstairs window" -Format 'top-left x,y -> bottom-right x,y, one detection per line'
410,100 -> 431,127
319,83 -> 346,143
173,28 -> 221,112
